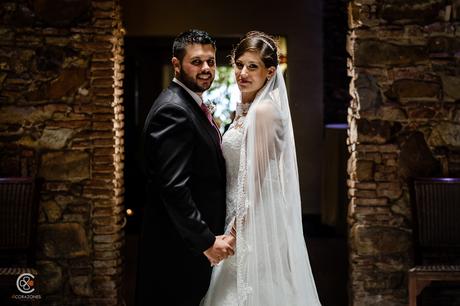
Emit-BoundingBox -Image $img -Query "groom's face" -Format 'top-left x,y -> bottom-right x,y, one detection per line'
172,44 -> 216,94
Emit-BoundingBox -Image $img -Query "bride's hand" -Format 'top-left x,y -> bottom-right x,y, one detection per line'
220,235 -> 236,250
204,236 -> 234,266
208,236 -> 235,266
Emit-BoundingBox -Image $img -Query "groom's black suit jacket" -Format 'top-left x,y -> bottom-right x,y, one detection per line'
136,82 -> 226,306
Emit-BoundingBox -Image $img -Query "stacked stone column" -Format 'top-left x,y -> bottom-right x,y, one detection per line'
347,1 -> 460,305
0,0 -> 125,305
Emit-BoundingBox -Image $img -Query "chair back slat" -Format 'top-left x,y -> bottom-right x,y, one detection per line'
409,177 -> 460,306
0,178 -> 36,251
414,179 -> 460,249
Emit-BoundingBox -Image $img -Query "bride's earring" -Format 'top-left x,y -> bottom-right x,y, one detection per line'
267,71 -> 274,81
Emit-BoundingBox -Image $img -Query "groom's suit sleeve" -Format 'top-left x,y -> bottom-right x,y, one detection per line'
148,103 -> 216,254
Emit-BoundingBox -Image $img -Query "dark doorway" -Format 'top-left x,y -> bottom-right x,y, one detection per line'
123,37 -> 173,234
122,28 -> 350,304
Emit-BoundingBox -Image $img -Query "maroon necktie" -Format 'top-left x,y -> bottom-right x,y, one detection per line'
200,102 -> 222,144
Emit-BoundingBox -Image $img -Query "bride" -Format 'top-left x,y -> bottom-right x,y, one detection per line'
201,31 -> 322,306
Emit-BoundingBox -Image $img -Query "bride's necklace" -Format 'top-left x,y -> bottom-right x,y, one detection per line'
236,102 -> 251,117
232,102 -> 252,130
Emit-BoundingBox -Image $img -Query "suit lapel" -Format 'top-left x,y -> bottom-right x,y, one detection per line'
169,83 -> 224,162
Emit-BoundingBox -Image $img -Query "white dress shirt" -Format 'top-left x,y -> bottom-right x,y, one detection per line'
173,78 -> 203,106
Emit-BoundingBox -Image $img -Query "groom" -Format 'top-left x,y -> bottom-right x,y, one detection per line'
136,29 -> 233,306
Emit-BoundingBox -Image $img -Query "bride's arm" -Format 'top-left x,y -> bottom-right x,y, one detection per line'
228,100 -> 283,245
250,100 -> 283,203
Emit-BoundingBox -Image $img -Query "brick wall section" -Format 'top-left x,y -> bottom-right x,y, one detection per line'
0,0 -> 125,305
90,2 -> 125,305
347,1 -> 460,305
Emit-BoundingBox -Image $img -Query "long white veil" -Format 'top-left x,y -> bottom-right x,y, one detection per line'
234,67 -> 321,305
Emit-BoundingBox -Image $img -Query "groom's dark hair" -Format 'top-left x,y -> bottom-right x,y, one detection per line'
172,29 -> 216,62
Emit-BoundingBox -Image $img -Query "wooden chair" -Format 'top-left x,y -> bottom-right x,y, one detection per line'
409,177 -> 460,306
0,177 -> 40,300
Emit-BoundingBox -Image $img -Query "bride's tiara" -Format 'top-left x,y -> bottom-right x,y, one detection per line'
259,37 -> 275,52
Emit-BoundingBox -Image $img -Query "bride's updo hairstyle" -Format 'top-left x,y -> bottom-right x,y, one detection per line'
231,31 -> 279,68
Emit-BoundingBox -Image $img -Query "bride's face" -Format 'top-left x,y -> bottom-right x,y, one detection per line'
234,51 -> 274,98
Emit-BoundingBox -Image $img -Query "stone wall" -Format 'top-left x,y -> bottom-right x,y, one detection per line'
347,1 -> 460,305
0,0 -> 125,305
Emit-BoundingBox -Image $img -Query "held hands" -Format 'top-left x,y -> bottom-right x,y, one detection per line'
203,235 -> 235,266
221,234 -> 236,249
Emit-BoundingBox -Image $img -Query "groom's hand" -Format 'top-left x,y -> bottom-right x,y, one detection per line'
215,235 -> 235,256
221,234 -> 236,249
203,236 -> 235,265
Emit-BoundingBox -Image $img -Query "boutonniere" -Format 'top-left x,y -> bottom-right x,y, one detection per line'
204,101 -> 216,114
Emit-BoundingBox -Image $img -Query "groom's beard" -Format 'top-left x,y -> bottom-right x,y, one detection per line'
178,68 -> 214,93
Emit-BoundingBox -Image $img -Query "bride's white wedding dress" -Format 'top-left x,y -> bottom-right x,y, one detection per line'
200,103 -> 246,306
201,68 -> 321,306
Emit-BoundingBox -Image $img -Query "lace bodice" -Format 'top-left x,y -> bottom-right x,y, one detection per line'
222,103 -> 250,228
